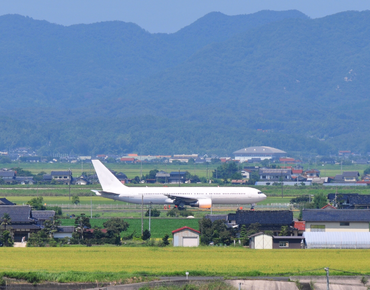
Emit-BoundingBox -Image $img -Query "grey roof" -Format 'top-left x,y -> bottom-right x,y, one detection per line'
342,171 -> 360,177
51,171 -> 71,176
15,176 -> 34,181
0,198 -> 15,205
156,171 -> 170,178
234,210 -> 293,226
0,205 -> 34,222
233,146 -> 286,155
0,171 -> 15,177
43,174 -> 52,180
259,168 -> 291,174
11,224 -> 41,230
302,209 -> 370,222
205,214 -> 228,223
303,232 -> 370,249
57,226 -> 75,233
32,210 -> 55,220
273,236 -> 304,239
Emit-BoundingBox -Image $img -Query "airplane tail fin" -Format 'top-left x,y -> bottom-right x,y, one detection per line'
91,159 -> 126,193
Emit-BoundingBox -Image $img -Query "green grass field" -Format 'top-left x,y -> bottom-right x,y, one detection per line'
61,218 -> 200,238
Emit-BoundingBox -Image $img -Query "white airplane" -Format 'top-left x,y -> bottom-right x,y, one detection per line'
91,159 -> 266,209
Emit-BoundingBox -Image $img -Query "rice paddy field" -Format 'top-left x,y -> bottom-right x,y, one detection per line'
1,248 -> 370,277
1,162 -> 370,178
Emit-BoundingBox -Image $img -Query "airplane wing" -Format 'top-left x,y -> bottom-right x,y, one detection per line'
165,194 -> 211,209
91,190 -> 119,196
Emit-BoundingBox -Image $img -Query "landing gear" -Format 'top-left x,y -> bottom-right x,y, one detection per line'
251,203 -> 256,210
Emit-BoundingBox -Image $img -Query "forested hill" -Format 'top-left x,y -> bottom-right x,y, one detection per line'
0,10 -> 369,155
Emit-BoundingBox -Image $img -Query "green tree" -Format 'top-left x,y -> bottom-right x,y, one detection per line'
162,234 -> 170,246
11,167 -> 33,176
33,171 -> 46,183
142,229 -> 151,240
145,169 -> 159,180
27,230 -> 48,247
27,197 -> 46,210
248,171 -> 260,185
145,208 -> 161,217
75,213 -> 91,240
72,195 -> 80,205
213,162 -> 242,181
103,218 -> 129,237
239,225 -> 248,245
1,213 -> 11,231
279,225 -> 289,236
0,230 -> 14,247
43,218 -> 61,238
314,193 -> 327,209
364,167 -> 370,176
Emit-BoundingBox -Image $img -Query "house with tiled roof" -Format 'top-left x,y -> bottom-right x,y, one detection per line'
0,205 -> 41,242
231,210 -> 293,235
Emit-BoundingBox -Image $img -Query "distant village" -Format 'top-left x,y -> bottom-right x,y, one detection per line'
1,146 -> 370,186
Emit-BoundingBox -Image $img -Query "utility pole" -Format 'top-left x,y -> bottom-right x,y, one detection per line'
141,195 -> 144,235
68,168 -> 71,201
324,267 -> 330,290
149,203 -> 152,233
90,190 -> 92,218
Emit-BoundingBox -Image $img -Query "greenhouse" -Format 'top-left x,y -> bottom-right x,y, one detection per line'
303,232 -> 370,249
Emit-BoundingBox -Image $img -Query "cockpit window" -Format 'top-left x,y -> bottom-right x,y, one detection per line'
258,191 -> 264,194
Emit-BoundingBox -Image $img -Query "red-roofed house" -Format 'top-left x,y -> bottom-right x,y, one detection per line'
292,221 -> 306,236
172,226 -> 200,247
321,204 -> 337,210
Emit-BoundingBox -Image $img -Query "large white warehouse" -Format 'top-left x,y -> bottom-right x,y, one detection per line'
233,146 -> 287,162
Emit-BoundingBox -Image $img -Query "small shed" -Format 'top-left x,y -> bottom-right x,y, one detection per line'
249,232 -> 273,249
172,226 -> 200,247
54,226 -> 75,239
273,236 -> 304,249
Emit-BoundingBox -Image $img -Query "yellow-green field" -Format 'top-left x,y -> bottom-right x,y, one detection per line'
2,162 -> 370,178
1,247 -> 369,275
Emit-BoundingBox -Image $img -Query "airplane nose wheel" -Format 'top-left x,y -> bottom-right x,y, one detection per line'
251,203 -> 256,210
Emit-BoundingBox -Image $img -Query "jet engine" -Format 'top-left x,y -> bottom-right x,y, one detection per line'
191,198 -> 212,209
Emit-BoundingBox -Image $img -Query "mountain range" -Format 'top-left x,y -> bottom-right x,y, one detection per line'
0,10 -> 369,156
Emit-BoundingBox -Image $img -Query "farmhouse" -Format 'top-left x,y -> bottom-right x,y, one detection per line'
0,205 -> 41,242
50,171 -> 72,185
172,226 -> 200,247
302,209 -> 370,232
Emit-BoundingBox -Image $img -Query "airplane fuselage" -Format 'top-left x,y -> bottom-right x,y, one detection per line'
99,186 -> 265,205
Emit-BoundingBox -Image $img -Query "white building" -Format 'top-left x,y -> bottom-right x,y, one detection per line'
249,232 -> 273,249
302,209 -> 370,232
233,146 -> 286,162
172,226 -> 200,247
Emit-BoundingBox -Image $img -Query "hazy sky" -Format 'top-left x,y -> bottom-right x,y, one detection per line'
1,0 -> 370,33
